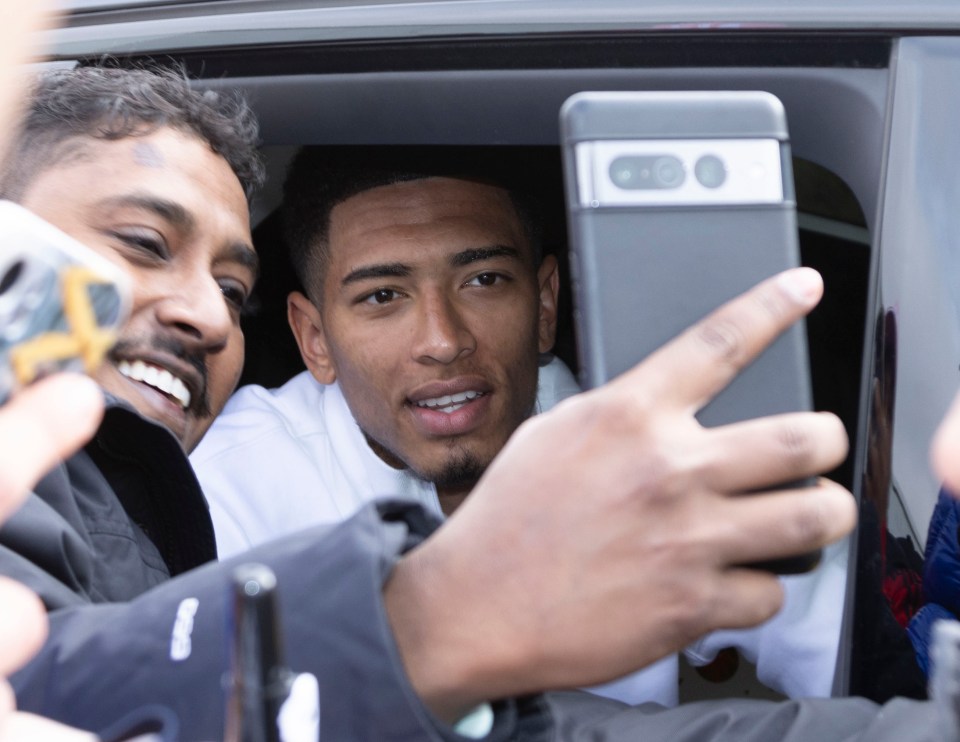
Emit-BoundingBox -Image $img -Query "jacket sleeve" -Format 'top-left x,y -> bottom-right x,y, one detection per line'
535,691 -> 944,742
11,501 -> 518,742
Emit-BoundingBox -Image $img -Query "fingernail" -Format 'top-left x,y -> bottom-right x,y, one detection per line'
778,267 -> 822,304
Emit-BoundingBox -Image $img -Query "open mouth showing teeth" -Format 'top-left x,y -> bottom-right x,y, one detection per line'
118,360 -> 192,410
415,390 -> 484,414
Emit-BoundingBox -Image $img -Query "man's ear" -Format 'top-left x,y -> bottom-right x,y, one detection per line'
287,291 -> 337,384
537,254 -> 560,354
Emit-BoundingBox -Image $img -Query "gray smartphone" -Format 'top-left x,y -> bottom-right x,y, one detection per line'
0,200 -> 130,404
560,90 -> 818,574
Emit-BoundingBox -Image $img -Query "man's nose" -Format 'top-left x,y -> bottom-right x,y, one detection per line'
155,270 -> 232,352
411,293 -> 476,364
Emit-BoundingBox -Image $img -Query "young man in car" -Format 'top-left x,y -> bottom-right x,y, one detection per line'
192,145 -> 849,707
192,146 -> 579,553
0,65 -> 937,741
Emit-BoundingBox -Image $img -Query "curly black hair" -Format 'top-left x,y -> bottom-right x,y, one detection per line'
0,65 -> 264,202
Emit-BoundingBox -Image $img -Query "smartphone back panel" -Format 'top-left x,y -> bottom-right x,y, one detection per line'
561,91 -> 811,428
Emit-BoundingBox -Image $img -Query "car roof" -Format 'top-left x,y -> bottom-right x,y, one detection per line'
41,0 -> 960,59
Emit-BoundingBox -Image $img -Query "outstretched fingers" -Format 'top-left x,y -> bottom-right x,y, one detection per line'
701,411 -> 848,493
617,267 -> 824,414
711,479 -> 856,569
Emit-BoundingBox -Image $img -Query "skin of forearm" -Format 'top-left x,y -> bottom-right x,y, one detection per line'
382,539 -> 532,724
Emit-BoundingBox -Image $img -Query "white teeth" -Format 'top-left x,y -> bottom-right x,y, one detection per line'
171,378 -> 191,408
416,390 -> 482,413
118,359 -> 192,410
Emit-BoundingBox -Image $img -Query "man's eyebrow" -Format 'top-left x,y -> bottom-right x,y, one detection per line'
339,245 -> 521,287
341,263 -> 411,286
99,194 -> 195,230
221,242 -> 260,282
450,245 -> 522,267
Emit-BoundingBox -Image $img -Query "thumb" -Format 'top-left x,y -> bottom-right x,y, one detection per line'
0,374 -> 103,522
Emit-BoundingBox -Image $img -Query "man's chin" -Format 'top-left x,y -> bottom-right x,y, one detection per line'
417,453 -> 487,494
365,432 -> 491,491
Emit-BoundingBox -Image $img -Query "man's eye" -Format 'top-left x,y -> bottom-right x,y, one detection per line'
219,281 -> 252,313
361,288 -> 398,305
113,230 -> 168,259
467,272 -> 504,287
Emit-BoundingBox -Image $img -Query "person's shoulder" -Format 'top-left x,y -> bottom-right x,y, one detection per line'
536,355 -> 582,413
224,370 -> 327,418
191,371 -> 328,462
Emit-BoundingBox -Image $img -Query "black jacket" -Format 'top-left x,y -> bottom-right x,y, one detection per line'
1,401 -> 215,609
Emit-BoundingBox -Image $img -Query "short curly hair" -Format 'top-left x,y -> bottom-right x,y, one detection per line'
0,65 -> 264,203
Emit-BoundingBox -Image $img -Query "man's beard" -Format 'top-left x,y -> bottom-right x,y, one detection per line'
364,433 -> 486,492
417,448 -> 486,492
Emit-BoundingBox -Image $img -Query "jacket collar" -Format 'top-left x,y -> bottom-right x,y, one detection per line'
87,392 -> 218,573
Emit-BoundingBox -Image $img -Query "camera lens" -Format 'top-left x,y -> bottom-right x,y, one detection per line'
694,155 -> 726,188
653,156 -> 685,188
609,155 -> 685,190
609,158 -> 641,189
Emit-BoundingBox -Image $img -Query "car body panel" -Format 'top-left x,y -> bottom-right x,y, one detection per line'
40,1 -> 960,59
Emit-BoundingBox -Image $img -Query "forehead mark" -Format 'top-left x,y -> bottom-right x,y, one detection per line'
132,141 -> 166,168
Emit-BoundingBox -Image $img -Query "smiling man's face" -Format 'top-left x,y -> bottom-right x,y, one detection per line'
288,176 -> 558,502
18,126 -> 257,452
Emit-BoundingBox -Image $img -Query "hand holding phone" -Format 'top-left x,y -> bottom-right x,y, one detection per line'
561,91 -> 819,574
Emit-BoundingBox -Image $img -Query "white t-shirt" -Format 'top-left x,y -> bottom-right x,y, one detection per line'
191,355 -> 848,706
